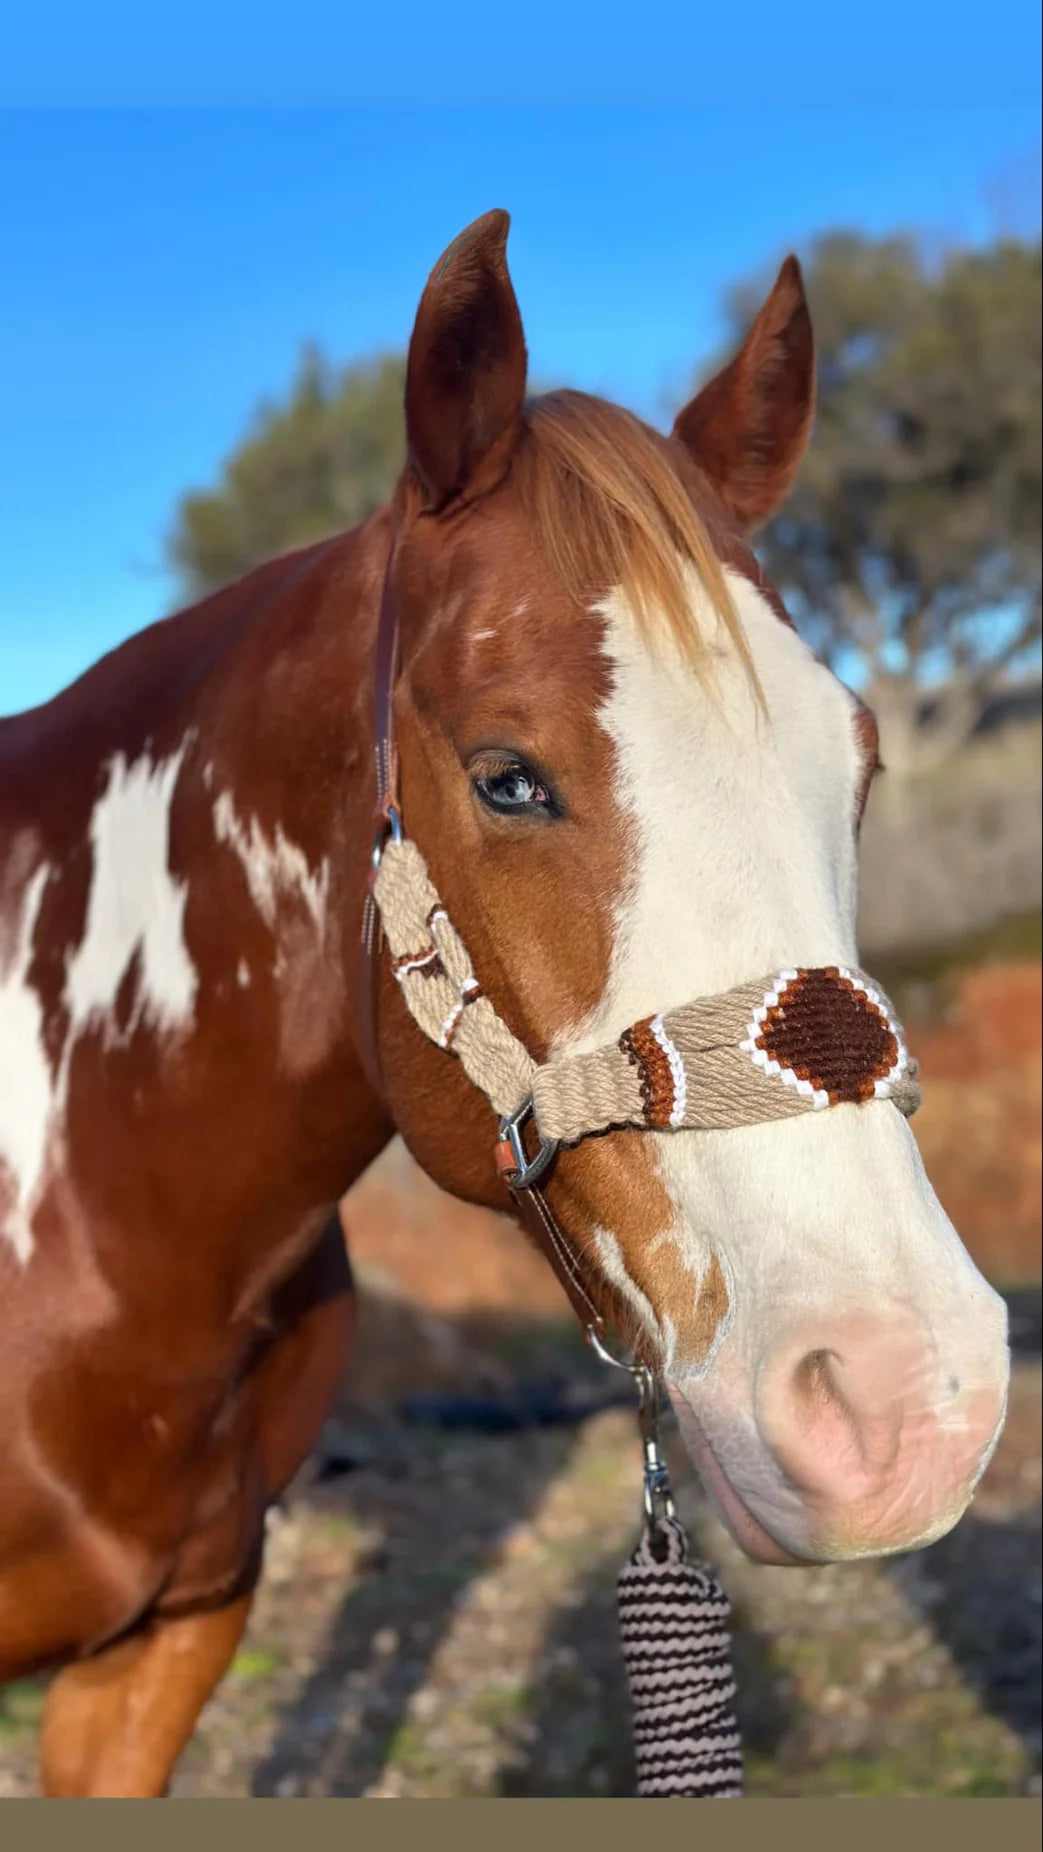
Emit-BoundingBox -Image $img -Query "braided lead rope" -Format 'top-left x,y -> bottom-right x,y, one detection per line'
372,836 -> 920,1146
618,1516 -> 743,1798
591,1341 -> 744,1799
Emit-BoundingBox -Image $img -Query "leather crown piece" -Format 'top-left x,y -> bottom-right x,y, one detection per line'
371,836 -> 921,1147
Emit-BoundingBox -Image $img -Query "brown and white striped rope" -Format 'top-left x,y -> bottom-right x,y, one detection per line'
372,836 -> 921,1145
618,1515 -> 743,1798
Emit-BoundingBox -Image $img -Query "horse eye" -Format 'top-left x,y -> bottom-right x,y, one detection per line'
471,756 -> 557,817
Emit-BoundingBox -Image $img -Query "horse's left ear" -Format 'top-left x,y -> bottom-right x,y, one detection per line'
405,209 -> 528,509
673,256 -> 814,533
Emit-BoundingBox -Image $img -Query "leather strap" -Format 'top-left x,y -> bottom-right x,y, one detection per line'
371,546 -> 403,834
357,541 -> 606,1340
523,1184 -> 606,1338
357,545 -> 403,1100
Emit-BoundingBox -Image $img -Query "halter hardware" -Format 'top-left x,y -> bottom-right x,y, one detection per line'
371,801 -> 403,869
587,1325 -> 676,1541
494,1095 -> 560,1190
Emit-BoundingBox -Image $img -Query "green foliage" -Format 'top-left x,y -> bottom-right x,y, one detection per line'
0,1678 -> 47,1736
167,347 -> 406,600
228,1646 -> 286,1682
706,233 -> 1042,696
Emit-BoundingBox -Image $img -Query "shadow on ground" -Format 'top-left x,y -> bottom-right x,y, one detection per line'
250,1284 -> 1040,1797
252,1298 -> 627,1795
248,1288 -> 803,1796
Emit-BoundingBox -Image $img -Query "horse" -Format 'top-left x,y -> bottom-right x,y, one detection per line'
0,210 -> 1009,1797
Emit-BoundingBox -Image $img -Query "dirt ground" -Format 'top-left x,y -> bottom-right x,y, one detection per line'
1,955 -> 1039,1799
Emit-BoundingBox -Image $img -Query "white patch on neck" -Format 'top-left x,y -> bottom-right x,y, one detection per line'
212,792 -> 329,938
1,745 -> 198,1263
0,860 -> 53,1262
65,745 -> 198,1042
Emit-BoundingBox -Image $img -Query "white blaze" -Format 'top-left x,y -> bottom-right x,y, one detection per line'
584,566 -> 863,1025
557,565 -> 1000,1377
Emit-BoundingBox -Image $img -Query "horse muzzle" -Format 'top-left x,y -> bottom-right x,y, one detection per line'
669,1295 -> 1010,1564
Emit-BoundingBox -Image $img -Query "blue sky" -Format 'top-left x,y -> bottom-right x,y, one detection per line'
2,6 -> 1041,715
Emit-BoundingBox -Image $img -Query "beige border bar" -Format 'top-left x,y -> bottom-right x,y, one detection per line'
1,1797 -> 1039,1852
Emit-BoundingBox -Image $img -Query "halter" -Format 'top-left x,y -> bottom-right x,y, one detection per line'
357,546 -> 921,1336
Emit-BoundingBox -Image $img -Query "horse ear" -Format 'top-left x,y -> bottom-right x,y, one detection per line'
673,256 -> 814,533
405,209 -> 528,509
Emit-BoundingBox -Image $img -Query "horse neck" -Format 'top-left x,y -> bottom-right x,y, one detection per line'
171,519 -> 394,1154
197,525 -> 385,893
5,519 -> 396,1297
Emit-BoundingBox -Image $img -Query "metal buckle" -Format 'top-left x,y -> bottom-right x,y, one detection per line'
371,803 -> 403,871
496,1094 -> 560,1191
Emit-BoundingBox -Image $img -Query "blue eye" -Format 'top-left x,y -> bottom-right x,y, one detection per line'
472,758 -> 556,816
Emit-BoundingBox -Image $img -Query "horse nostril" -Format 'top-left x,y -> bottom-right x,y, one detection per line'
792,1346 -> 851,1420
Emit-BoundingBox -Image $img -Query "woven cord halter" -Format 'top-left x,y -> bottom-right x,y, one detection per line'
372,833 -> 921,1154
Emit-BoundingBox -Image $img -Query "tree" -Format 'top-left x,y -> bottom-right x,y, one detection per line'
700,233 -> 1042,766
167,347 -> 406,601
170,234 -> 1041,772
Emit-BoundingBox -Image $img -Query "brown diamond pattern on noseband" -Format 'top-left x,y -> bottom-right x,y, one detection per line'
740,966 -> 905,1109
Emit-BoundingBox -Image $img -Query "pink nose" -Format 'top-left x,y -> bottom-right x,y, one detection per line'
756,1309 -> 1007,1553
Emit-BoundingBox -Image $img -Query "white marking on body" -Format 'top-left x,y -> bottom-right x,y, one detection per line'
65,745 -> 197,1041
0,861 -> 53,1261
213,790 -> 341,1074
592,1225 -> 661,1347
2,746 -> 198,1262
236,959 -> 251,989
213,793 -> 329,936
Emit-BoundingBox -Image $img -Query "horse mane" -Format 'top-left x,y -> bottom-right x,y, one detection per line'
516,390 -> 758,692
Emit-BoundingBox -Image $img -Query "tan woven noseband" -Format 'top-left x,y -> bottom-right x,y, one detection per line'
372,834 -> 920,1185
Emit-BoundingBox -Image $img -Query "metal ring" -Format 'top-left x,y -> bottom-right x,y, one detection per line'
371,805 -> 404,871
497,1095 -> 560,1191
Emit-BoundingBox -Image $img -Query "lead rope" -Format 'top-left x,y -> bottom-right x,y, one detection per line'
590,1331 -> 744,1799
